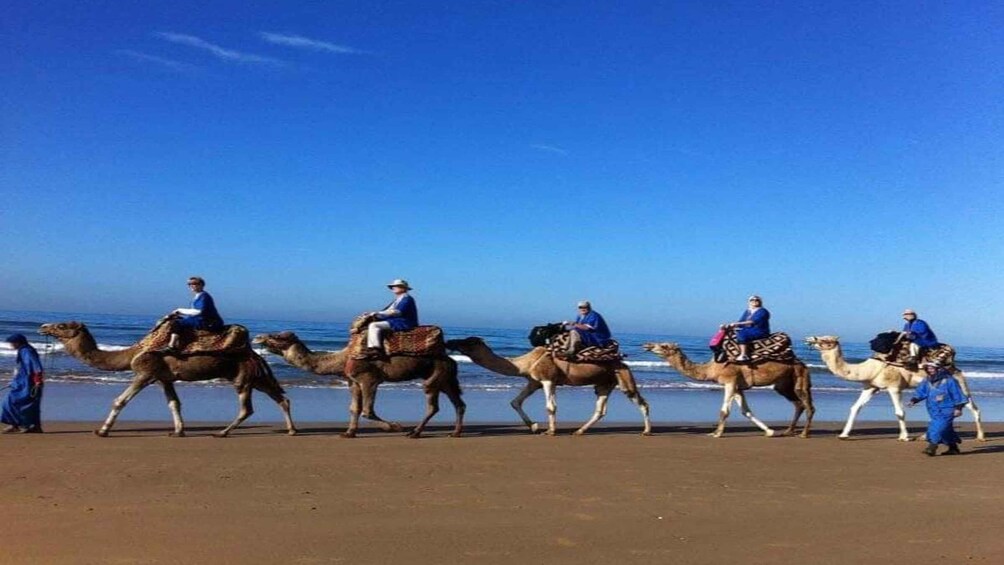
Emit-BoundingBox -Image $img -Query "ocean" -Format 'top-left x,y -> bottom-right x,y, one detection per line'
3,310 -> 1003,428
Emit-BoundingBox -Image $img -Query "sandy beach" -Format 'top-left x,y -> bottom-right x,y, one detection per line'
2,421 -> 1001,564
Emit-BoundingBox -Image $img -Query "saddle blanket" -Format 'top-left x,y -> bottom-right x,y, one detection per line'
348,324 -> 446,358
870,333 -> 956,369
546,332 -> 623,362
715,331 -> 796,364
139,322 -> 251,354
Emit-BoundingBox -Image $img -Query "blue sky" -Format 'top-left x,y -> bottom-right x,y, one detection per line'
2,1 -> 1002,345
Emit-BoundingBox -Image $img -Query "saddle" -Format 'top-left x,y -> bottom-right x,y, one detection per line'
713,330 -> 796,364
869,332 -> 956,369
545,331 -> 623,363
348,315 -> 446,358
139,321 -> 250,355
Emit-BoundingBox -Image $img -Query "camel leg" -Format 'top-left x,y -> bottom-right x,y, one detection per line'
408,387 -> 440,439
840,388 -> 877,439
887,389 -> 911,442
629,392 -> 652,436
359,382 -> 404,433
510,380 -> 543,433
342,382 -> 362,438
734,391 -> 774,437
711,383 -> 736,437
573,383 -> 614,436
441,375 -> 466,438
255,383 -> 298,436
216,388 -> 254,437
954,371 -> 985,441
796,386 -> 815,439
96,378 -> 155,437
161,381 -> 185,437
542,380 -> 558,436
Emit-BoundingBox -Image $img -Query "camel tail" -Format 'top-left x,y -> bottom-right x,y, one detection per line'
250,351 -> 285,395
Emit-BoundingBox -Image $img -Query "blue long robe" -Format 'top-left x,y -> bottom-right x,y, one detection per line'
736,308 -> 770,343
377,294 -> 418,331
574,310 -> 613,347
2,345 -> 43,428
903,319 -> 939,348
911,372 -> 967,445
177,291 -> 225,331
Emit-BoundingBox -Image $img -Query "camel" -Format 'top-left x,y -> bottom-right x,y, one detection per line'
643,343 -> 814,438
804,336 -> 985,441
444,337 -> 651,436
253,332 -> 464,438
39,321 -> 297,437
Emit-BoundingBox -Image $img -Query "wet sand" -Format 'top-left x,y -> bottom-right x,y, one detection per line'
2,421 -> 1002,564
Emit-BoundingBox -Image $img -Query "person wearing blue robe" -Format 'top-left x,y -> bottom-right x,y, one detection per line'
2,334 -> 44,433
721,295 -> 771,362
900,309 -> 939,361
563,301 -> 613,358
363,279 -> 419,357
909,361 -> 968,456
161,276 -> 226,353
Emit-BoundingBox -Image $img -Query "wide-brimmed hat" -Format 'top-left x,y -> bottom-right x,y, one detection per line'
748,295 -> 762,302
902,309 -> 916,316
387,279 -> 412,291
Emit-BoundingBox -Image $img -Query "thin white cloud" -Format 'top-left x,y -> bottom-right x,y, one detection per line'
155,32 -> 282,65
530,144 -> 570,156
117,50 -> 195,71
259,32 -> 367,54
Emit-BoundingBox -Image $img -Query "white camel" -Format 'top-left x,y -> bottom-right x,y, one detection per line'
805,336 -> 984,442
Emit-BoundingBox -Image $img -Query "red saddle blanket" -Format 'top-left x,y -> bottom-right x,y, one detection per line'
715,331 -> 796,364
348,325 -> 446,358
874,341 -> 956,369
545,332 -> 623,363
139,321 -> 251,354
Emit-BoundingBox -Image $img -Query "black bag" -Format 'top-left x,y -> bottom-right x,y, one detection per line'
869,331 -> 900,354
528,323 -> 565,347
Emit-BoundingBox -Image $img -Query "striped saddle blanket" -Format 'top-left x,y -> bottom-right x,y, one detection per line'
546,332 -> 623,363
715,331 -> 796,364
139,322 -> 251,354
348,322 -> 446,358
871,335 -> 956,369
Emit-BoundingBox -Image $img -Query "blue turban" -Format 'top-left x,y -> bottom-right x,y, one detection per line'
5,334 -> 28,346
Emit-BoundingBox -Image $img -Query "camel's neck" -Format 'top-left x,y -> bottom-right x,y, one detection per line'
61,331 -> 140,371
820,346 -> 871,382
663,352 -> 714,382
463,345 -> 539,377
282,343 -> 348,375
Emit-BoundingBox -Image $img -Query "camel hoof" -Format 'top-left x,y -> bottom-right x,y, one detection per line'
837,435 -> 850,440
287,429 -> 299,436
406,429 -> 421,439
213,432 -> 229,439
530,423 -> 540,433
977,437 -> 988,443
708,432 -> 722,438
543,430 -> 557,437
572,430 -> 585,436
340,431 -> 356,439
168,431 -> 186,438
94,429 -> 109,438
898,437 -> 913,442
799,433 -> 810,439
641,431 -> 653,437
388,423 -> 404,433
764,429 -> 776,437
449,432 -> 462,438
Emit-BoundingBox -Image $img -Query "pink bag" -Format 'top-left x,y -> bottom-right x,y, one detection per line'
708,328 -> 726,349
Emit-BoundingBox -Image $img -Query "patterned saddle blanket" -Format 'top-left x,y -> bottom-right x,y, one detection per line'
348,317 -> 445,358
139,321 -> 250,354
546,332 -> 623,363
713,331 -> 796,364
869,332 -> 956,369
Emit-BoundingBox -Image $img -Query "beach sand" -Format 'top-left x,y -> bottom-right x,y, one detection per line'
2,421 -> 1002,564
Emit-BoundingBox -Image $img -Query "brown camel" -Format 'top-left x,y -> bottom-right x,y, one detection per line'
444,337 -> 651,435
39,321 -> 297,437
643,343 -> 814,438
253,331 -> 465,438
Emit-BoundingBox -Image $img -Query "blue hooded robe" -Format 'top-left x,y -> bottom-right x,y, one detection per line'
911,370 -> 967,445
902,319 -> 939,348
574,310 -> 613,347
176,291 -> 225,331
736,308 -> 771,343
2,342 -> 44,429
376,294 -> 418,331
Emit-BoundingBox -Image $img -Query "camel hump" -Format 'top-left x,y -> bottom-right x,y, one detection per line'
717,331 -> 796,364
139,323 -> 251,354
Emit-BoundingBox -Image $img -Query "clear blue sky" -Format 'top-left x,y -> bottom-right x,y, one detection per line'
2,1 -> 1002,345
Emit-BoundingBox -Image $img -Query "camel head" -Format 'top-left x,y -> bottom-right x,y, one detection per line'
642,342 -> 683,360
804,336 -> 841,351
39,321 -> 88,341
445,336 -> 486,354
253,331 -> 303,355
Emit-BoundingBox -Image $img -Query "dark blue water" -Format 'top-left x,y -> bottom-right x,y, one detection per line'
3,310 -> 1003,424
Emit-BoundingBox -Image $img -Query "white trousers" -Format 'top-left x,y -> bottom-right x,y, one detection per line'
367,321 -> 393,348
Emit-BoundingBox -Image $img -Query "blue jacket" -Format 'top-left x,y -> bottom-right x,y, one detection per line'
1,345 -> 44,428
903,319 -> 938,348
574,310 -> 613,347
377,294 -> 419,331
736,308 -> 771,342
